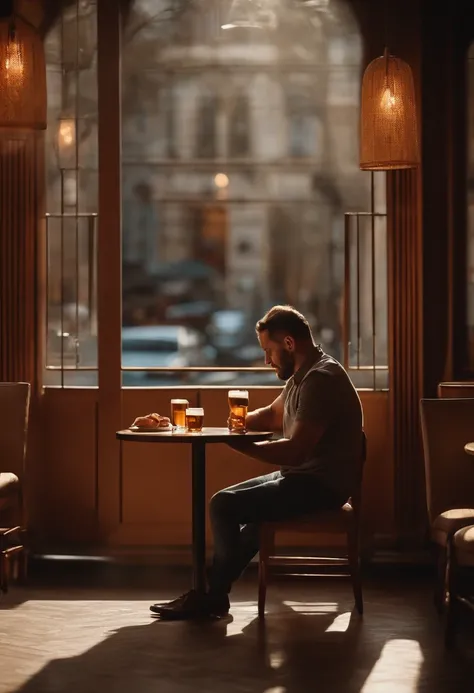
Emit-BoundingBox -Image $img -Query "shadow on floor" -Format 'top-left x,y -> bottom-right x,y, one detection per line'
3,574 -> 474,693
10,605 -> 376,693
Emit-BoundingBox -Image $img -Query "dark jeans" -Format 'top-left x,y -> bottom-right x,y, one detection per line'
207,470 -> 345,596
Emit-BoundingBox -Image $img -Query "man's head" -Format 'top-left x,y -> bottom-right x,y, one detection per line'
256,305 -> 314,381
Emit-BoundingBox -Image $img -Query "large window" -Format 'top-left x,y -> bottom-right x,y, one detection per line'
120,0 -> 387,388
43,0 -> 388,389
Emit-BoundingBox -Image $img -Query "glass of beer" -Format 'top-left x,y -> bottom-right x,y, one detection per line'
186,407 -> 204,433
228,390 -> 248,433
171,399 -> 189,431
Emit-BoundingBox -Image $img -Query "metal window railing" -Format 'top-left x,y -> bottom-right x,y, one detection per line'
44,212 -> 98,387
343,207 -> 388,390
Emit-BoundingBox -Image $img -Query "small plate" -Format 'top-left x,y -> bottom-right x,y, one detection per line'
129,425 -> 172,433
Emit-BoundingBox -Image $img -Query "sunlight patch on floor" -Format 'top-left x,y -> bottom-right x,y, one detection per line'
269,650 -> 285,670
325,611 -> 352,632
361,639 -> 423,692
225,601 -> 258,636
282,600 -> 339,614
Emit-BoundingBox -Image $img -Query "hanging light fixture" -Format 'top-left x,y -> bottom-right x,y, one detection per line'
360,48 -> 419,171
56,117 -> 77,169
0,5 -> 46,130
221,0 -> 277,31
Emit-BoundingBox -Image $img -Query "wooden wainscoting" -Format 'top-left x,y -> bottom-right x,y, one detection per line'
113,389 -> 200,545
36,387 -> 393,555
34,388 -> 99,545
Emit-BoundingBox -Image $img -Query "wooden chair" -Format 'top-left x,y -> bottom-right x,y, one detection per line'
0,382 -> 30,593
445,524 -> 474,647
420,398 -> 474,613
258,433 -> 366,619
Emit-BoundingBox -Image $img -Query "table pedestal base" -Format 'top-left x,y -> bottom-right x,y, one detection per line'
192,440 -> 206,594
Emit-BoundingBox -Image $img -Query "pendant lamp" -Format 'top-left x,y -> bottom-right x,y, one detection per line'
0,10 -> 46,130
360,49 -> 419,171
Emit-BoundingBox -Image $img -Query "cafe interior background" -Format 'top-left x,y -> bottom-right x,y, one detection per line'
1,0 -> 474,609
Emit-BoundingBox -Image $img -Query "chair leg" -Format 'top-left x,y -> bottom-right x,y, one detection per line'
444,540 -> 457,648
0,554 -> 10,594
18,529 -> 28,584
434,545 -> 447,614
347,522 -> 363,615
19,548 -> 28,584
258,526 -> 273,619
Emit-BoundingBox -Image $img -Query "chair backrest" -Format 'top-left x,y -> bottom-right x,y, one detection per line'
0,382 -> 30,481
420,398 -> 474,523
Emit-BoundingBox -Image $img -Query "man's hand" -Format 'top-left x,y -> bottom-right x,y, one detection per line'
227,412 -> 246,432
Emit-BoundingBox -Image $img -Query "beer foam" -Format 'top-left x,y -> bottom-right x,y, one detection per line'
186,408 -> 204,415
171,399 -> 189,404
228,390 -> 248,399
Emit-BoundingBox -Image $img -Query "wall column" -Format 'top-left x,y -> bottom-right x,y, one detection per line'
387,169 -> 425,544
0,131 -> 44,389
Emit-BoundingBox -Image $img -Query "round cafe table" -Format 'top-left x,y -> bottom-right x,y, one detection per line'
464,442 -> 474,456
116,427 -> 272,595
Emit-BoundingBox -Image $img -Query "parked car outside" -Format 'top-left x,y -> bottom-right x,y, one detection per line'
122,324 -> 215,386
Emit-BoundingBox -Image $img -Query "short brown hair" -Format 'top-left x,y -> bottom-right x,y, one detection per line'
256,305 -> 312,342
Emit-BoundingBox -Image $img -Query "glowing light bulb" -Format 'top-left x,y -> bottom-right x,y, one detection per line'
380,87 -> 396,112
58,120 -> 76,149
5,37 -> 24,83
214,173 -> 229,188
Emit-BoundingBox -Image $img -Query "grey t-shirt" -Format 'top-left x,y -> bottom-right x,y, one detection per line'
281,348 -> 363,500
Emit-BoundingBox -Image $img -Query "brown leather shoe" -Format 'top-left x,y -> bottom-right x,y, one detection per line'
150,590 -> 229,620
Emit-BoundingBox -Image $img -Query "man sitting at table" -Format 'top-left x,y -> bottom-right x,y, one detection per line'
151,305 -> 364,620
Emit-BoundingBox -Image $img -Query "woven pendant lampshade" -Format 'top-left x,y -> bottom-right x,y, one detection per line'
360,49 -> 419,170
0,14 -> 46,130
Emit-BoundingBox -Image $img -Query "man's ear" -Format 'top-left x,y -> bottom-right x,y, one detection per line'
283,335 -> 295,352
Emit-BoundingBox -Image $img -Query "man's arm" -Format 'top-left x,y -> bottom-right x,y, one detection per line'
228,419 -> 325,467
229,372 -> 330,466
244,390 -> 285,433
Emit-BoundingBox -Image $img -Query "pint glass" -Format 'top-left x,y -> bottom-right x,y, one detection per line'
228,390 -> 248,432
171,399 -> 189,431
186,407 -> 204,433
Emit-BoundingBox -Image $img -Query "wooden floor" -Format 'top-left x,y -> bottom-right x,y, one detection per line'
0,564 -> 473,693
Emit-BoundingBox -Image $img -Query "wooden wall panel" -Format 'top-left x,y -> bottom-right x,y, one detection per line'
33,388 -> 393,552
359,391 -> 394,540
117,389 -> 198,543
36,389 -> 99,544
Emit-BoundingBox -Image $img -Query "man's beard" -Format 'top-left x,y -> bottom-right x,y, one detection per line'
275,350 -> 295,381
